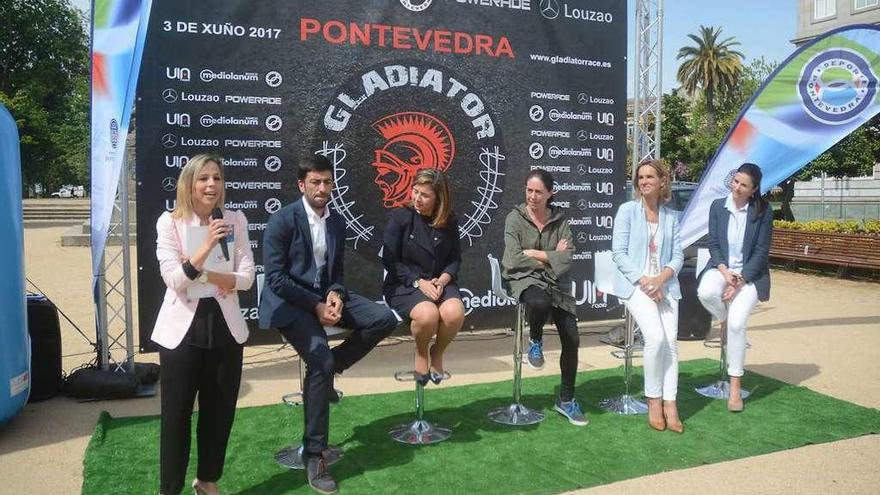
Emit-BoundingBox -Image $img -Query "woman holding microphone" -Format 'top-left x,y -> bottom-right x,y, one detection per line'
697,163 -> 772,413
151,154 -> 255,495
612,159 -> 684,433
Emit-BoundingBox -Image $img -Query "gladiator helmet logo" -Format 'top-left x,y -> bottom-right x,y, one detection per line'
371,111 -> 456,208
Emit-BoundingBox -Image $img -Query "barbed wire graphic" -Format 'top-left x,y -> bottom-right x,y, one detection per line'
315,141 -> 374,249
459,146 -> 505,246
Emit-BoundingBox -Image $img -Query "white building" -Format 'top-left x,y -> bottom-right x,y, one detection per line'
793,0 -> 880,45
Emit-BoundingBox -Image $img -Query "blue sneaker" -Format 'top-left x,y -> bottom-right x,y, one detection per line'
527,339 -> 545,370
554,398 -> 589,426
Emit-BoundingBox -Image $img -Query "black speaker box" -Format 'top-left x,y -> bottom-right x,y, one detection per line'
26,294 -> 63,402
677,266 -> 712,341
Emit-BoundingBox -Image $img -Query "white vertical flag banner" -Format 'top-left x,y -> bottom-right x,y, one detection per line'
680,25 -> 880,247
90,0 -> 152,285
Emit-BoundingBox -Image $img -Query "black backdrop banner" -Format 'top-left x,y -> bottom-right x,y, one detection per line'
136,0 -> 628,351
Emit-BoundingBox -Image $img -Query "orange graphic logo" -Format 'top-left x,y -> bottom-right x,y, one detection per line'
371,111 -> 456,208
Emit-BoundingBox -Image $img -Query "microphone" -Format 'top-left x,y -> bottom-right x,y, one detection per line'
211,207 -> 229,261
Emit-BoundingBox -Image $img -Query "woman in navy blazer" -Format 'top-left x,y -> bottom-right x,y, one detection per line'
612,159 -> 685,433
152,154 -> 255,495
382,169 -> 464,385
697,162 -> 772,412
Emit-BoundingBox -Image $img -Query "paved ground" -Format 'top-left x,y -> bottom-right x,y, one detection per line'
0,225 -> 878,494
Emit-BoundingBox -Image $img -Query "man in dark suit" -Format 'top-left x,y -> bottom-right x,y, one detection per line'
259,155 -> 398,494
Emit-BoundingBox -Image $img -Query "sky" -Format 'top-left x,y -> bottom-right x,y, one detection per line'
71,0 -> 798,95
631,0 -> 798,93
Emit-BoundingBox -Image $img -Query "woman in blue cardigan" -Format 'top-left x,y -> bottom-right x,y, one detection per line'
612,159 -> 684,433
697,163 -> 772,413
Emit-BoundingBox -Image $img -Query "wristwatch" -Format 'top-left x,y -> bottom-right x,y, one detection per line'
197,270 -> 209,284
412,279 -> 420,288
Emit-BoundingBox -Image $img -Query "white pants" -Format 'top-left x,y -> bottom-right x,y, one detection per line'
622,288 -> 680,400
697,268 -> 759,377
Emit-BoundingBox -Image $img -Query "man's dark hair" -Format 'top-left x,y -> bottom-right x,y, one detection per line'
297,155 -> 333,181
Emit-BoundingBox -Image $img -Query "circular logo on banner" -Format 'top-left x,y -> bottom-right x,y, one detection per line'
162,88 -> 178,103
264,155 -> 282,173
265,71 -> 283,88
162,133 -> 177,148
162,177 -> 177,192
313,60 -> 507,257
540,0 -> 561,19
264,197 -> 281,214
723,168 -> 738,191
400,0 -> 432,12
798,48 -> 878,125
529,104 -> 544,122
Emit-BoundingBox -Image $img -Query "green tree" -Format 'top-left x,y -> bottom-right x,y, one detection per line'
0,0 -> 89,195
799,115 -> 880,179
659,93 -> 690,174
683,58 -> 778,181
676,25 -> 744,134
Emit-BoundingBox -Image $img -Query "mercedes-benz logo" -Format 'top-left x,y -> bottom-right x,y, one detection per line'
540,0 -> 560,19
577,130 -> 589,141
577,232 -> 589,243
161,133 -> 177,148
264,197 -> 282,214
161,177 -> 177,192
577,93 -> 589,104
577,199 -> 588,210
162,88 -> 178,103
577,164 -> 587,175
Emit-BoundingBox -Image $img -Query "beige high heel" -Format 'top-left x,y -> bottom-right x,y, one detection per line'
663,401 -> 685,434
647,398 -> 666,431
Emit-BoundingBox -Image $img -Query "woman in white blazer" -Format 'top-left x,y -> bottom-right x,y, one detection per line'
152,154 -> 254,495
612,159 -> 685,433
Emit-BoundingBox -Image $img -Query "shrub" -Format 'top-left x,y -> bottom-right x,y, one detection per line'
773,219 -> 880,235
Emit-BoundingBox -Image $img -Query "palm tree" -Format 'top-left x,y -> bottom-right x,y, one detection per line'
676,25 -> 744,133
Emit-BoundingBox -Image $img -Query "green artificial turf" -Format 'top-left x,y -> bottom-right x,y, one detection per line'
82,359 -> 880,494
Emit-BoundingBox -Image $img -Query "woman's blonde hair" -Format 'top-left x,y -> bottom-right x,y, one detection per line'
632,159 -> 671,204
410,169 -> 453,228
172,154 -> 225,219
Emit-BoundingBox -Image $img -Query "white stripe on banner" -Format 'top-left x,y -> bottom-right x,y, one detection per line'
679,24 -> 880,248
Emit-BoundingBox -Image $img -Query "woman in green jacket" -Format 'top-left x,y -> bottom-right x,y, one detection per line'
502,169 -> 586,426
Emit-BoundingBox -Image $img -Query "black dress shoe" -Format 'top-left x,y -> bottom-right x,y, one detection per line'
413,371 -> 430,386
429,369 -> 444,385
306,455 -> 338,494
328,373 -> 341,404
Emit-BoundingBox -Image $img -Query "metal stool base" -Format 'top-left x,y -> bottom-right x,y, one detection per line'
600,394 -> 648,415
274,444 -> 344,470
488,403 -> 545,425
389,420 -> 452,445
281,389 -> 343,407
695,381 -> 751,400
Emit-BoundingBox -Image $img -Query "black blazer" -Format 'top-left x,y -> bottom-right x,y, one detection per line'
259,198 -> 348,329
382,207 -> 461,297
700,197 -> 773,301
